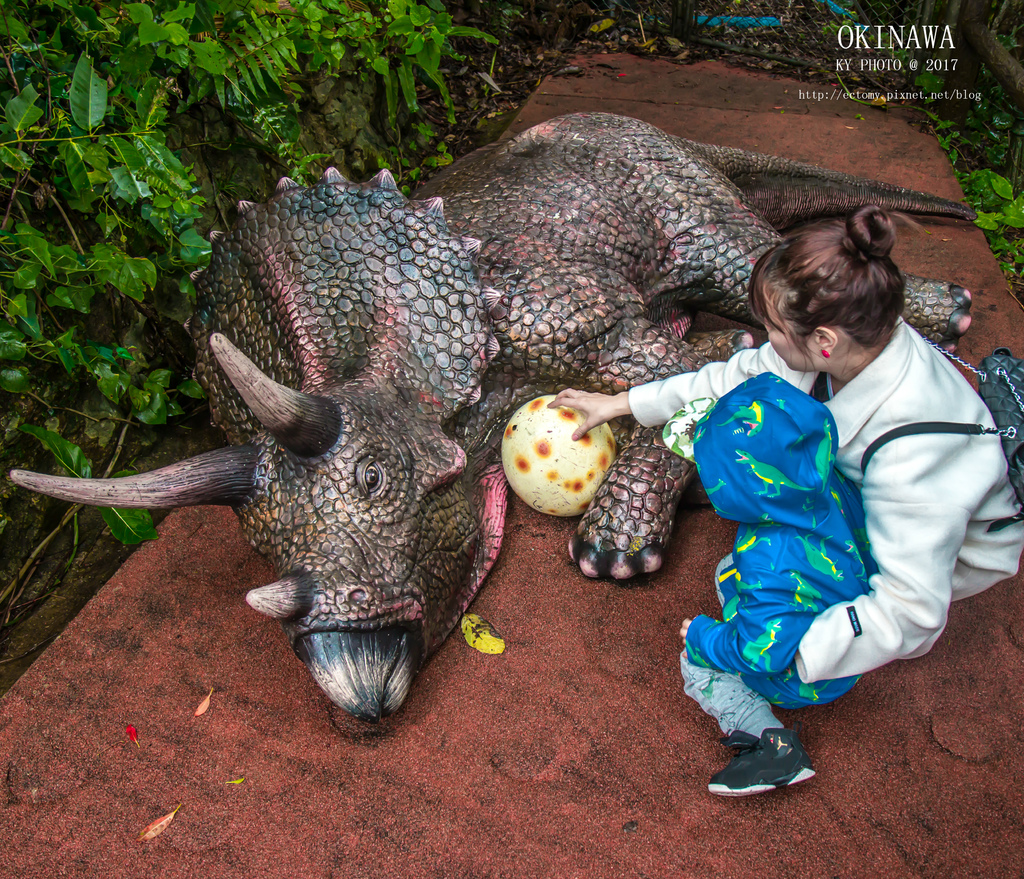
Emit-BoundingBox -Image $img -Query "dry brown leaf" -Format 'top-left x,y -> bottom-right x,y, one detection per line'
193,687 -> 214,717
138,804 -> 181,841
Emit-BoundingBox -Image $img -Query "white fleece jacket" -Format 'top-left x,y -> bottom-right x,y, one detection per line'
629,320 -> 1024,682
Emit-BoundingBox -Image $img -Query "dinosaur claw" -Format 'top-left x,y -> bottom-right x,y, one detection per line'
951,284 -> 972,309
570,534 -> 661,580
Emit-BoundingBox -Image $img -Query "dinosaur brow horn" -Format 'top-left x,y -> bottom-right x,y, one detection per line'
9,445 -> 259,508
209,333 -> 343,458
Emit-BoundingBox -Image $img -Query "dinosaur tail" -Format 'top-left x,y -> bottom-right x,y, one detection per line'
687,141 -> 976,229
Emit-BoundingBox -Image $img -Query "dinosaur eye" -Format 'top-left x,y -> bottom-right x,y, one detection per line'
357,459 -> 387,497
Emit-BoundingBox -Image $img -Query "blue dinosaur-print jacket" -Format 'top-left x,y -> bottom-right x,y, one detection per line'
684,373 -> 877,708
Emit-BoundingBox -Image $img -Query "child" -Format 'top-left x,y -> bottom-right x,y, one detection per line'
551,206 -> 1021,699
670,371 -> 876,796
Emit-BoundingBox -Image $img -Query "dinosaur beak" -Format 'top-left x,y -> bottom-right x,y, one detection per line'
209,334 -> 343,458
9,445 -> 259,508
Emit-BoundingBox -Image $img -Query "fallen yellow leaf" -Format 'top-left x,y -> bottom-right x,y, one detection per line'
138,804 -> 181,841
461,613 -> 506,654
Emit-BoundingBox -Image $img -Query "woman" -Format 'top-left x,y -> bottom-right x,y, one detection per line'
551,205 -> 1023,783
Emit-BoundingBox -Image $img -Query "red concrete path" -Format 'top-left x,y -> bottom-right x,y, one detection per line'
3,58 -> 1024,879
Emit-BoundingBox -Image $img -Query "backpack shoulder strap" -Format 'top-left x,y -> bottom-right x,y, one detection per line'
860,422 -> 989,472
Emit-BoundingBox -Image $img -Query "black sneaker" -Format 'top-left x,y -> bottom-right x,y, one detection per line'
707,724 -> 815,797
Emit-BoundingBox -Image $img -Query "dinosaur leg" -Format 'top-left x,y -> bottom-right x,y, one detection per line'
572,423 -> 692,579
568,318 -> 744,580
904,275 -> 973,348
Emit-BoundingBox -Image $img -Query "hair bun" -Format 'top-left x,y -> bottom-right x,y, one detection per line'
845,205 -> 896,260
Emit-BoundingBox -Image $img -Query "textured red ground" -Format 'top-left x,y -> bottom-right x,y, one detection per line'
2,58 -> 1023,879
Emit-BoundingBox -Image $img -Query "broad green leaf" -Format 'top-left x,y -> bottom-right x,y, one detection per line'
0,144 -> 32,171
60,141 -> 90,193
94,361 -> 128,401
191,39 -> 228,75
110,166 -> 152,203
135,135 -> 190,190
134,79 -> 168,129
147,368 -> 173,388
0,366 -> 29,393
178,226 -> 211,263
19,425 -> 93,478
126,2 -> 154,24
99,507 -> 159,544
990,174 -> 1014,201
0,323 -> 27,361
131,385 -> 168,423
12,261 -> 42,290
397,59 -> 418,112
448,25 -> 497,42
5,84 -> 44,132
165,2 -> 196,23
47,284 -> 96,313
139,20 -> 171,45
176,378 -> 204,398
69,55 -> 108,131
112,255 -> 157,300
106,136 -> 147,176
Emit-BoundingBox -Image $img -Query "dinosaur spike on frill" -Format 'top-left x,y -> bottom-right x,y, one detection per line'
371,169 -> 399,191
462,236 -> 483,255
182,317 -> 192,333
190,268 -> 204,281
276,176 -> 301,193
246,575 -> 314,620
486,334 -> 500,359
237,199 -> 258,214
321,167 -> 348,185
482,287 -> 503,309
209,230 -> 225,242
422,196 -> 445,219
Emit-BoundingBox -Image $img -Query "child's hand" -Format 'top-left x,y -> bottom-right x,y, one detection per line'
679,618 -> 693,643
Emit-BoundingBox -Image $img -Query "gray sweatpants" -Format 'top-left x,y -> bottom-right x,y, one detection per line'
679,554 -> 782,737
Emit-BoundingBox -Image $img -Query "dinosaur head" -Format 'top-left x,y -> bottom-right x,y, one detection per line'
9,344 -> 486,722
11,170 -> 504,723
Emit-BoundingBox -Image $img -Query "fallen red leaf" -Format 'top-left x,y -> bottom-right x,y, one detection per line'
193,687 -> 214,717
126,725 -> 139,747
138,804 -> 181,841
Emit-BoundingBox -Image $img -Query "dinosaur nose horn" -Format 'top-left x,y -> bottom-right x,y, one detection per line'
209,334 -> 343,458
245,574 -> 314,620
9,445 -> 259,508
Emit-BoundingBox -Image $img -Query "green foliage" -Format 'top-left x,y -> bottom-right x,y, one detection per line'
916,69 -> 1024,281
18,425 -> 159,545
0,0 -> 493,545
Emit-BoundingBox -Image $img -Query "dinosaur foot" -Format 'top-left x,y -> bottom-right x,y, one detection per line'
904,276 -> 972,349
570,427 -> 693,580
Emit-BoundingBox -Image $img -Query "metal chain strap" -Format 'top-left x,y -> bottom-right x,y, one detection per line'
924,337 -> 986,379
924,337 -> 1022,439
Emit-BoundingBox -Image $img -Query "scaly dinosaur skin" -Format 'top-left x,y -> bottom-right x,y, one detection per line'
10,113 -> 976,721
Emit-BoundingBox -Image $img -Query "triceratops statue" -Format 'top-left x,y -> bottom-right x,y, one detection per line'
11,113 -> 975,722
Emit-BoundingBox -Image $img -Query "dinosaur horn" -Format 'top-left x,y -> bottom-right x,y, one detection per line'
209,334 -> 343,458
9,445 -> 259,508
246,574 -> 314,620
